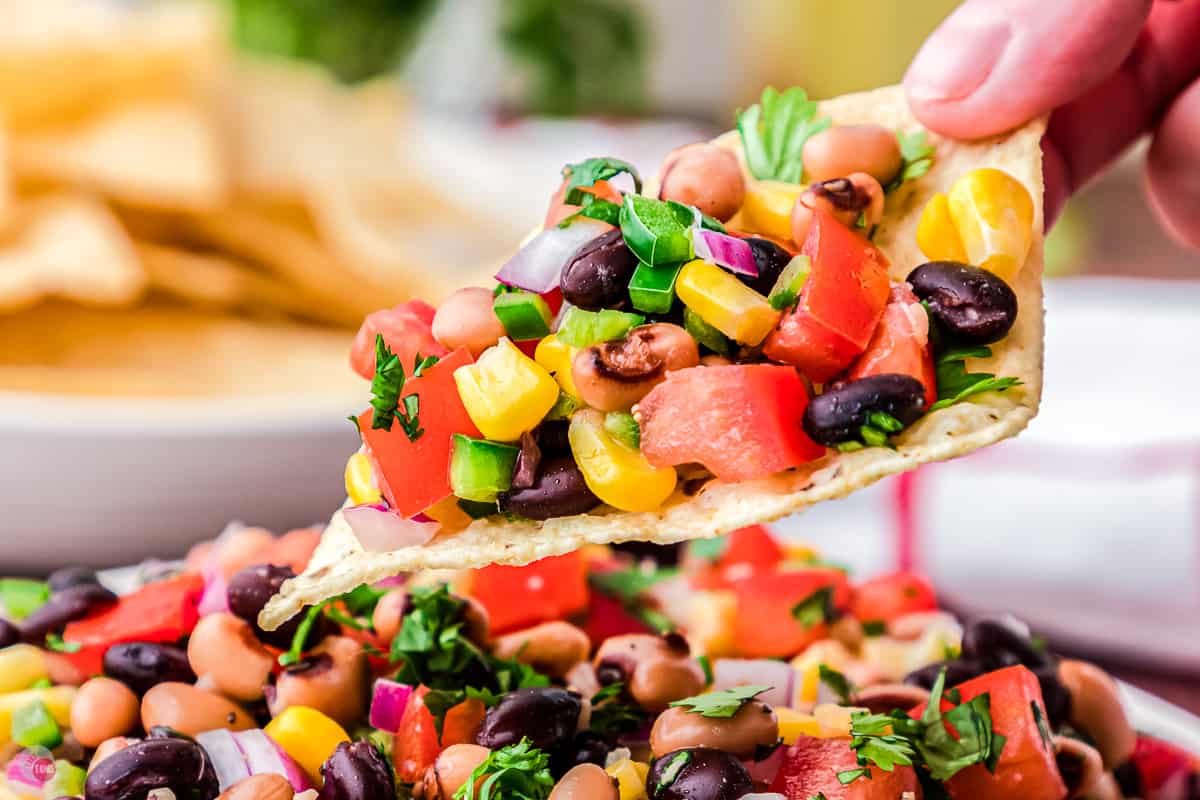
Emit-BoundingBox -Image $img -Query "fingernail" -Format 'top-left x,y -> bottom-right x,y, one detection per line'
906,14 -> 1013,103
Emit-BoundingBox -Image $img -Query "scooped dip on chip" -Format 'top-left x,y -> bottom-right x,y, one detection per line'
262,84 -> 1047,631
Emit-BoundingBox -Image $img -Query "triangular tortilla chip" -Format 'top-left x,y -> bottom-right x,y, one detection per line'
261,85 -> 1046,630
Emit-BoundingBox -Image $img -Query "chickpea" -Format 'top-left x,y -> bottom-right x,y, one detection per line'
213,526 -> 275,579
592,633 -> 706,712
187,613 -> 275,703
71,677 -> 139,748
89,736 -> 132,772
1054,736 -> 1105,799
371,589 -> 410,644
549,763 -> 619,800
802,124 -> 903,185
432,287 -> 506,358
1058,660 -> 1136,769
658,143 -> 746,222
573,324 -> 700,412
417,743 -> 490,800
217,774 -> 293,800
650,700 -> 778,759
491,621 -> 591,679
791,173 -> 885,245
267,636 -> 370,728
141,682 -> 254,736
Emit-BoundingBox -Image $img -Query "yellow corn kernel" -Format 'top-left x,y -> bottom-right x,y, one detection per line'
454,338 -> 559,442
776,707 -> 821,744
569,409 -> 676,512
264,706 -> 350,783
0,645 -> 49,694
687,590 -> 738,658
814,704 -> 867,738
676,259 -> 781,346
741,180 -> 805,242
343,450 -> 381,506
947,167 -> 1034,283
916,192 -> 967,264
606,759 -> 649,800
796,662 -> 820,707
534,334 -> 580,398
0,687 -> 75,748
860,636 -> 913,683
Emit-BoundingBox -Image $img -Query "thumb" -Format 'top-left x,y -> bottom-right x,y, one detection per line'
903,0 -> 1152,139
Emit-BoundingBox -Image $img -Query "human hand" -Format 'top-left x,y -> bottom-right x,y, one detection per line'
904,0 -> 1200,248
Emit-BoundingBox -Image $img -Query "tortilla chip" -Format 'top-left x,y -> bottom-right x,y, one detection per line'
261,85 -> 1046,630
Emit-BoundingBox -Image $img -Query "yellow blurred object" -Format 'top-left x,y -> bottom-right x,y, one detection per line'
569,409 -> 676,512
264,706 -> 350,784
916,192 -> 967,264
776,707 -> 821,744
0,646 -> 49,694
814,703 -> 866,738
740,180 -> 803,242
947,168 -> 1034,283
0,686 -> 75,748
676,259 -> 780,346
534,334 -> 580,397
783,543 -> 818,564
687,590 -> 738,658
454,338 -> 559,442
343,450 -> 381,506
606,759 -> 650,800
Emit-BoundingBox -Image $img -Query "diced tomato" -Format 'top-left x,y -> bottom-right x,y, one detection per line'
1128,735 -> 1200,799
689,525 -> 787,590
580,586 -> 653,645
639,364 -> 826,482
60,574 -> 204,677
463,552 -> 589,635
544,178 -> 623,228
541,287 -> 564,316
846,284 -> 937,406
851,571 -> 938,625
728,569 -> 850,658
763,211 -> 891,383
912,665 -> 1067,800
358,348 -> 480,517
350,301 -> 448,380
393,687 -> 485,783
769,735 -> 922,799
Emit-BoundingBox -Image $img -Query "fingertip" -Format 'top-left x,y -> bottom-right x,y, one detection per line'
1144,78 -> 1200,250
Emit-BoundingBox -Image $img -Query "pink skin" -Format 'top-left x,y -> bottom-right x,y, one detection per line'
904,0 -> 1200,248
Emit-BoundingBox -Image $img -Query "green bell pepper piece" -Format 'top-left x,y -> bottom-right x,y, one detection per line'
493,290 -> 553,340
450,435 -> 520,502
556,307 -> 645,348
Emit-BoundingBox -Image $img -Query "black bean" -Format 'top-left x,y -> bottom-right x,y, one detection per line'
20,583 -> 116,641
551,731 -> 611,777
803,374 -> 928,446
908,261 -> 1018,345
595,661 -> 627,687
646,747 -> 752,800
1033,663 -> 1071,729
47,566 -> 99,593
227,564 -> 330,649
476,687 -> 583,753
499,456 -> 601,520
737,237 -> 793,296
561,229 -> 639,310
84,737 -> 218,800
318,740 -> 396,800
535,420 -> 572,456
0,618 -> 19,649
904,659 -> 986,690
961,616 -> 1049,669
103,642 -> 195,695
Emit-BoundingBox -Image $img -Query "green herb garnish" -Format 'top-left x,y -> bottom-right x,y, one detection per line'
931,345 -> 1021,411
669,685 -> 769,719
818,664 -> 855,705
588,682 -> 646,740
736,86 -> 831,183
44,633 -> 82,654
563,157 -> 642,203
558,193 -> 623,228
697,654 -> 714,686
887,130 -> 937,193
791,586 -> 835,630
588,567 -> 678,634
369,334 -> 437,440
455,738 -> 554,800
862,620 -> 887,637
278,602 -> 328,667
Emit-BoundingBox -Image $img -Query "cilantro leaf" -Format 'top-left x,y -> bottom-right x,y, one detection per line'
931,345 -> 1022,411
278,601 -> 329,667
791,586 -> 835,630
736,86 -> 831,183
557,193 -> 623,228
588,682 -> 646,740
819,664 -> 855,705
887,130 -> 937,193
455,738 -> 554,800
669,685 -> 770,719
837,768 -> 873,785
562,157 -> 642,203
369,334 -> 405,431
588,568 -> 679,633
44,633 -> 82,654
697,655 -> 714,686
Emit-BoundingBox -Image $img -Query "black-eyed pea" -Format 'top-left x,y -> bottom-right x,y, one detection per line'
649,700 -> 778,759
71,677 -> 139,748
217,774 -> 293,800
89,736 -> 132,772
549,763 -> 619,800
791,173 -> 886,244
1058,660 -> 1136,769
187,613 -> 275,703
491,621 -> 591,679
371,589 -> 410,644
432,288 -> 506,358
140,682 -> 255,737
267,636 -> 370,729
801,124 -> 903,185
572,324 -> 700,412
593,633 -> 706,711
658,142 -> 746,222
418,743 -> 490,800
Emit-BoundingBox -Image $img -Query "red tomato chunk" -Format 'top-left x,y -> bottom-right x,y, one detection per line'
770,734 -> 922,799
350,300 -> 447,380
846,284 -> 936,407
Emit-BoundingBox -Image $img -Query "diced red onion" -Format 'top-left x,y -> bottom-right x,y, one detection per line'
370,679 -> 415,733
196,730 -> 252,791
691,228 -> 759,277
344,504 -> 439,552
6,750 -> 54,794
742,746 -> 786,786
235,729 -> 310,792
496,218 -> 611,294
712,659 -> 794,709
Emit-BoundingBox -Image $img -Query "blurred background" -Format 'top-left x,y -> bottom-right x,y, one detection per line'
0,0 -> 1196,706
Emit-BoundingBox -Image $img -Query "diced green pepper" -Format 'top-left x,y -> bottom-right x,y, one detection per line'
11,699 -> 62,749
41,760 -> 85,799
546,391 -> 583,421
450,435 -> 520,502
493,291 -> 553,340
603,411 -> 641,449
556,307 -> 645,348
768,254 -> 812,311
0,579 -> 49,621
683,307 -> 731,356
619,195 -> 694,266
628,261 -> 684,314
457,499 -> 499,519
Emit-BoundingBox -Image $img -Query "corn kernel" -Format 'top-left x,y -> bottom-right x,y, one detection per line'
947,167 -> 1034,283
606,759 -> 649,800
455,338 -> 559,442
741,180 -> 805,242
534,334 -> 580,398
569,409 -> 676,512
776,707 -> 821,744
916,192 -> 967,264
264,706 -> 350,783
0,687 -> 75,748
687,590 -> 738,658
0,646 -> 49,694
343,450 -> 381,506
676,260 -> 781,346
814,703 -> 867,738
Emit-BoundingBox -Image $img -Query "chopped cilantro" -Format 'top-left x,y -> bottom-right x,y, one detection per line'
588,567 -> 678,634
655,750 -> 692,794
669,685 -> 769,719
588,682 -> 646,740
558,193 -> 623,228
931,345 -> 1021,411
44,633 -> 81,654
278,602 -> 329,667
837,767 -> 873,785
562,157 -> 642,203
455,738 -> 554,800
862,620 -> 887,637
697,654 -> 714,686
736,86 -> 831,183
819,664 -> 855,705
791,586 -> 835,630
887,130 -> 937,193
860,425 -> 892,449
368,334 -> 436,440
